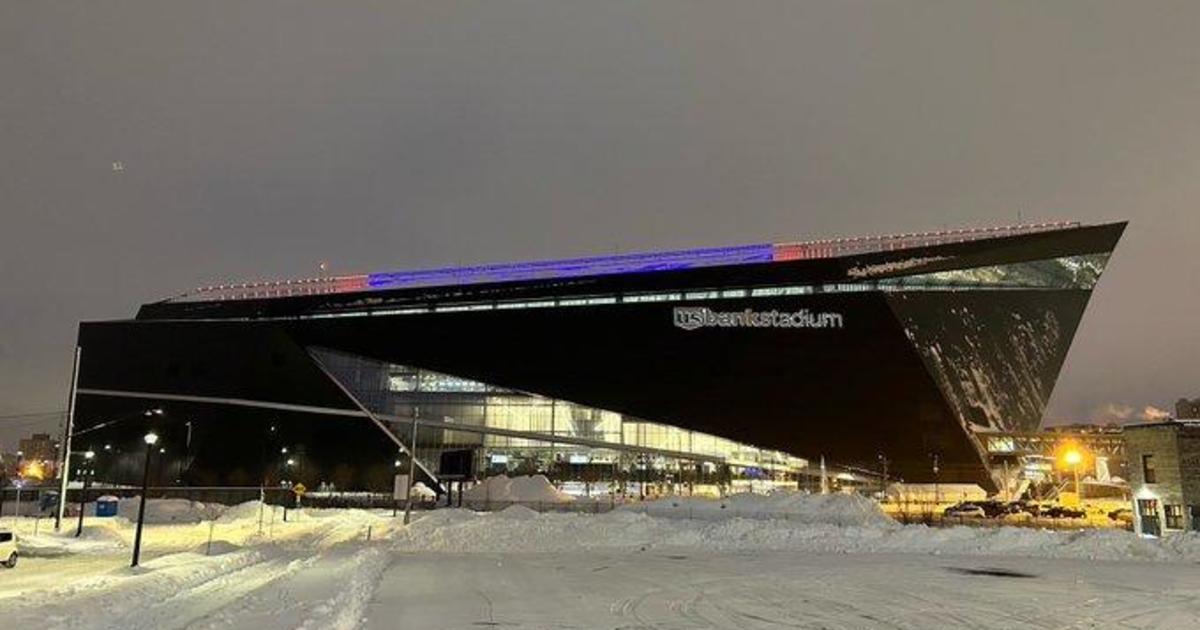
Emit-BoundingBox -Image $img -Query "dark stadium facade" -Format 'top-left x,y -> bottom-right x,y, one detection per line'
71,221 -> 1125,492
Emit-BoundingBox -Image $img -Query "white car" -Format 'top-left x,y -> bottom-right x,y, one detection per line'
0,529 -> 16,569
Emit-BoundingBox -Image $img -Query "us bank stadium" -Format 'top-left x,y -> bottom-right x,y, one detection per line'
71,221 -> 1125,493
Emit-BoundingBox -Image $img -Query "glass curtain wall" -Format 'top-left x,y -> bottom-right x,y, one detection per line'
309,347 -> 807,477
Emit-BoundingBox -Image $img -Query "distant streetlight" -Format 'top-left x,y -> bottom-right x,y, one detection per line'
131,431 -> 159,567
76,450 -> 96,537
1063,448 -> 1084,499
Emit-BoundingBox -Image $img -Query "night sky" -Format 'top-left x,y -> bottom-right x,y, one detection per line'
2,2 -> 1198,448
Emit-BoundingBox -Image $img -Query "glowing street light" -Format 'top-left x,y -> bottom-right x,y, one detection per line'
76,450 -> 97,537
1062,447 -> 1085,500
131,431 -> 159,567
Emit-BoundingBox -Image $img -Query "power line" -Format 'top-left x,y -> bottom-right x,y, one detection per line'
0,411 -> 67,421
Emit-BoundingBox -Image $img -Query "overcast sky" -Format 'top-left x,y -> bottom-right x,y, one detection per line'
2,1 -> 1198,448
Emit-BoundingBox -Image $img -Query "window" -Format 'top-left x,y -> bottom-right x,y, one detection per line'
0,532 -> 11,542
1142,454 -> 1157,483
1165,504 -> 1185,529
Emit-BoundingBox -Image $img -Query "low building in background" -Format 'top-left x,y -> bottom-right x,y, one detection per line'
1176,398 -> 1200,420
1123,420 -> 1200,536
16,432 -> 59,480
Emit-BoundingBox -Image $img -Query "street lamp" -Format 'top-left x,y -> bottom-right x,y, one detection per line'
131,431 -> 159,568
75,450 -> 95,537
1064,448 -> 1083,500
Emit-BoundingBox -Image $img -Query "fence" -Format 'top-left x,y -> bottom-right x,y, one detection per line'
0,486 -> 425,519
460,497 -> 622,514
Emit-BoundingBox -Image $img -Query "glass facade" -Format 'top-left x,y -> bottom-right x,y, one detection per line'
310,347 -> 809,478
293,254 -> 1111,323
876,254 -> 1110,290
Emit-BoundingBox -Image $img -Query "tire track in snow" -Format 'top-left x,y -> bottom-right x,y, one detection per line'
38,550 -> 312,630
192,546 -> 393,630
6,549 -> 280,629
297,547 -> 392,630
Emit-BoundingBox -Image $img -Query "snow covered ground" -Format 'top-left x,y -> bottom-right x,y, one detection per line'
1,495 -> 1198,629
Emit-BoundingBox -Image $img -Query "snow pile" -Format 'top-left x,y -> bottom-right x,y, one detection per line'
397,509 -> 666,553
392,506 -> 1200,563
113,497 -> 228,523
632,490 -> 894,527
13,499 -> 401,559
411,482 -> 438,500
493,504 -> 541,520
17,526 -> 127,557
12,495 -> 1200,568
462,475 -> 575,505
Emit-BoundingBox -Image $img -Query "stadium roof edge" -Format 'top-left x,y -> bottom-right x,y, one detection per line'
165,220 -> 1100,304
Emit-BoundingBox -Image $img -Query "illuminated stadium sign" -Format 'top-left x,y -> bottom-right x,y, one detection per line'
673,307 -> 844,331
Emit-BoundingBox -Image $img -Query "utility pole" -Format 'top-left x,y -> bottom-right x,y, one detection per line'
819,456 -> 828,495
403,419 -> 418,525
55,347 -> 81,531
878,453 -> 890,496
75,450 -> 94,537
931,453 -> 941,508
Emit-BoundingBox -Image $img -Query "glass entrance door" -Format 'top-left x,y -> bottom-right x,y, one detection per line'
1137,499 -> 1161,536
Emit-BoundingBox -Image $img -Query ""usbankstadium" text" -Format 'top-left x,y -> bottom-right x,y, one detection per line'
673,307 -> 844,331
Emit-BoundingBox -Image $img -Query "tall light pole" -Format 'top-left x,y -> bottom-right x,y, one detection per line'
877,453 -> 890,497
13,451 -> 24,523
131,432 -> 158,568
931,453 -> 940,508
75,450 -> 95,537
55,346 -> 81,532
1064,448 -> 1083,500
403,420 -> 418,525
258,424 -> 277,535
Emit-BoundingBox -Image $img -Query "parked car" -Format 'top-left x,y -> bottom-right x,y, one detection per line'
0,529 -> 17,569
1108,508 -> 1134,524
974,500 -> 1024,518
943,503 -> 986,518
1042,506 -> 1087,519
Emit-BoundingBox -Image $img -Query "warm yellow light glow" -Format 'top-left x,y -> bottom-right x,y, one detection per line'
1053,440 -> 1090,471
20,460 -> 46,481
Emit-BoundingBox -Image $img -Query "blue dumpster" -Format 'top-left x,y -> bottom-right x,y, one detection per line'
95,496 -> 119,518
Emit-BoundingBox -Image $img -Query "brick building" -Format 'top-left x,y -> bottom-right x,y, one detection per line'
1176,398 -> 1200,420
1122,421 -> 1200,535
17,433 -> 58,465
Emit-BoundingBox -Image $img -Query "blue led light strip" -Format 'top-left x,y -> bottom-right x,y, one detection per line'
365,244 -> 775,291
